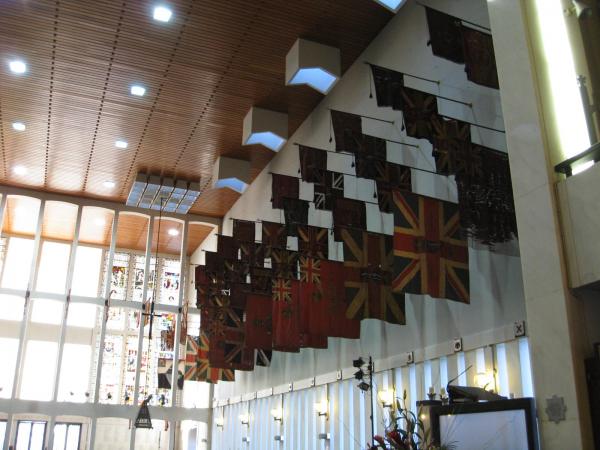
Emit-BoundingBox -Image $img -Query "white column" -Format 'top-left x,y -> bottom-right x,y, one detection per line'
488,1 -> 594,448
89,210 -> 120,450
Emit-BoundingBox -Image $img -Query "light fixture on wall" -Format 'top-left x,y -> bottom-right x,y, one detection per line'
215,417 -> 224,429
242,107 -> 288,152
212,156 -> 251,193
474,371 -> 496,391
314,399 -> 329,419
270,407 -> 283,422
239,414 -> 250,426
285,38 -> 341,94
372,0 -> 408,13
378,389 -> 395,409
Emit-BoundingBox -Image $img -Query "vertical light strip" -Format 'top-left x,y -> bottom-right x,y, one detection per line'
439,356 -> 448,388
457,352 -> 467,386
409,365 -> 417,415
423,360 -> 432,399
89,210 -> 119,450
496,343 -> 510,397
533,0 -> 590,158
518,338 -> 535,397
338,382 -> 344,450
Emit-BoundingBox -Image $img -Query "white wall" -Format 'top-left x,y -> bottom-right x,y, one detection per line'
215,0 -> 525,401
212,338 -> 534,450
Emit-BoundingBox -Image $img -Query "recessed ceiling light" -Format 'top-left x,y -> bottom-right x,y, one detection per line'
12,122 -> 26,131
103,180 -> 116,189
168,228 -> 179,236
153,5 -> 173,22
8,60 -> 27,74
115,140 -> 128,149
130,85 -> 146,97
13,165 -> 28,176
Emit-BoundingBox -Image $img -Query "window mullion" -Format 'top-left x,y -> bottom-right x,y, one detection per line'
89,210 -> 119,450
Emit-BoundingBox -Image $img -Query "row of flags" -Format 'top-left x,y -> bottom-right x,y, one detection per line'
182,9 -> 511,383
366,65 -> 517,244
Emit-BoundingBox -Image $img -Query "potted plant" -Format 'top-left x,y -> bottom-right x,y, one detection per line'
367,390 -> 456,450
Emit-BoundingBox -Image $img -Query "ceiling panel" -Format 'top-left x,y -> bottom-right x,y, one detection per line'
0,0 -> 392,217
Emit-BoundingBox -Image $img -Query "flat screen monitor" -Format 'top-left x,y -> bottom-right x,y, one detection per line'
430,398 -> 539,450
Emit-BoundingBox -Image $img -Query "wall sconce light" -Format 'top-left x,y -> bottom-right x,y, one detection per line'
314,399 -> 329,419
474,371 -> 495,391
270,407 -> 283,423
318,432 -> 331,441
242,106 -> 288,152
242,436 -> 251,445
285,38 -> 341,94
274,435 -> 284,443
378,389 -> 395,409
215,417 -> 224,429
239,414 -> 250,426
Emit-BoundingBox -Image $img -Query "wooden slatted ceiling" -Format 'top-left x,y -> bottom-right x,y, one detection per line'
0,0 -> 391,217
1,195 -> 213,255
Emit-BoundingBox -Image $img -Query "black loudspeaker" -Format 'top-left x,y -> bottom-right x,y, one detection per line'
586,343 -> 600,450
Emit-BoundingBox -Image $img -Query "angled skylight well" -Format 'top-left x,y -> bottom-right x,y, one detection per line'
242,107 -> 288,152
373,0 -> 408,13
212,156 -> 251,194
285,39 -> 341,95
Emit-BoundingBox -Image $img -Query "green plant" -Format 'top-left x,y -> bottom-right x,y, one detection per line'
367,390 -> 456,450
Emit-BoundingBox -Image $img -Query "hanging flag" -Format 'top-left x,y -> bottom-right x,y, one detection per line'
184,334 -> 234,383
392,190 -> 470,303
320,260 -> 361,338
370,64 -> 405,110
298,256 -> 330,344
431,116 -> 472,175
239,241 -> 265,269
282,198 -> 309,237
313,171 -> 344,211
299,145 -> 328,183
179,301 -> 188,345
256,349 -> 272,367
233,219 -> 256,243
217,235 -> 238,260
271,174 -> 299,209
205,303 -> 254,372
461,26 -> 499,89
331,109 -> 363,154
251,267 -> 273,295
342,228 -> 405,324
272,278 -> 301,352
245,293 -> 273,350
298,225 -> 329,259
425,7 -> 465,63
332,198 -> 367,241
270,248 -> 299,280
401,87 -> 439,142
455,145 -> 517,244
374,161 -> 412,213
261,221 -> 287,255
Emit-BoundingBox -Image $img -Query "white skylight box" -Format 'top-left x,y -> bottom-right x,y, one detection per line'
242,107 -> 288,152
285,38 -> 341,94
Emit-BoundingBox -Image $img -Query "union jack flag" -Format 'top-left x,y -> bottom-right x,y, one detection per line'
298,225 -> 329,259
342,228 -> 405,324
184,334 -> 234,383
431,116 -> 472,175
392,190 -> 469,303
299,256 -> 329,340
